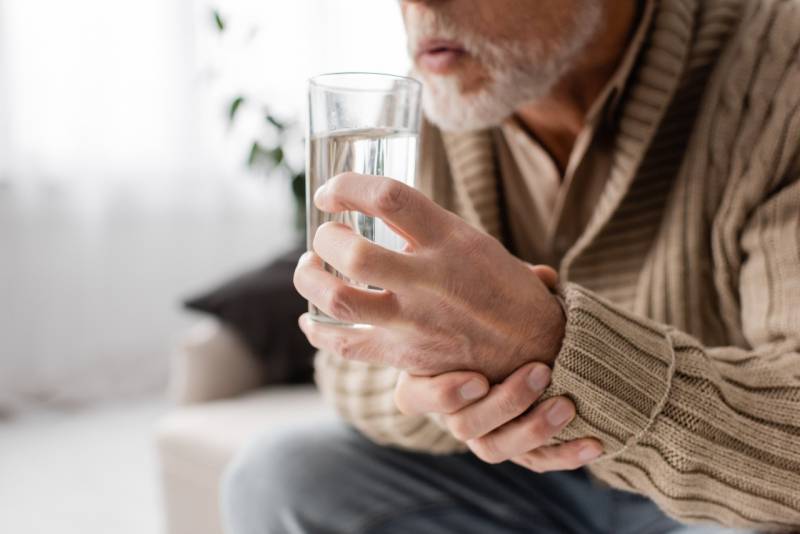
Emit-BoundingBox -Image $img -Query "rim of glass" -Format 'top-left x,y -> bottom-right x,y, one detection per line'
309,72 -> 421,93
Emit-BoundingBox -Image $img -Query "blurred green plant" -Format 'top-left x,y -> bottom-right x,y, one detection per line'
213,9 -> 306,233
213,9 -> 225,32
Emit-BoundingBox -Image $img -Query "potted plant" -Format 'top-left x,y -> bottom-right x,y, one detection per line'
212,9 -> 307,235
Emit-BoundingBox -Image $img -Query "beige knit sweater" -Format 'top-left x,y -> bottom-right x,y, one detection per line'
314,0 -> 800,530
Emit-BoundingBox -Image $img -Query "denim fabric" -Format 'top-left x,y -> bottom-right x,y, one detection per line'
222,421 -> 755,534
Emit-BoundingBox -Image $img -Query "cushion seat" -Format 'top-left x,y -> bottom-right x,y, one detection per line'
155,386 -> 332,534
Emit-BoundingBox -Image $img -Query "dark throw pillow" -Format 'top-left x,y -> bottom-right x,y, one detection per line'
184,245 -> 315,384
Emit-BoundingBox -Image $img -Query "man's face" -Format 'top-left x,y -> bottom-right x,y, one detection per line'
401,0 -> 602,132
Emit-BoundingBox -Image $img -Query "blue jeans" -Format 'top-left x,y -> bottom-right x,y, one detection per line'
222,421 -> 753,534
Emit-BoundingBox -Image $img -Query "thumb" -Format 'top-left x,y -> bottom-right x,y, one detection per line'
525,263 -> 559,290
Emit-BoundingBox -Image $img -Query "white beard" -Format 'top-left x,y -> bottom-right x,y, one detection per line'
408,5 -> 603,133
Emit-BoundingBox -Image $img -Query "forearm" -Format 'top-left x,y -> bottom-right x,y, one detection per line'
547,283 -> 800,531
314,350 -> 467,454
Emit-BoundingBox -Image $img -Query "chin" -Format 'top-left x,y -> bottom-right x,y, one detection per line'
422,94 -> 512,133
415,68 -> 515,133
422,77 -> 514,132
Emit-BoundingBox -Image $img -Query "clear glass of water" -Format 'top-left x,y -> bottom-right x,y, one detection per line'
306,72 -> 422,326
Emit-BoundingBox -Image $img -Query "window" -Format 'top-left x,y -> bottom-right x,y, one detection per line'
0,0 -> 410,185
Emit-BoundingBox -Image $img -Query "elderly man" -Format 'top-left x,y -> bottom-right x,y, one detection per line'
224,0 -> 800,532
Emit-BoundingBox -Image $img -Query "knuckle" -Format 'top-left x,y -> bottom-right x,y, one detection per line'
470,437 -> 503,464
343,239 -> 372,278
495,389 -> 528,417
292,262 -> 307,289
312,222 -> 335,250
378,291 -> 402,319
292,252 -> 316,285
451,227 -> 485,255
326,174 -> 349,198
433,385 -> 461,414
301,324 -> 321,349
325,285 -> 357,322
374,179 -> 410,214
393,386 -> 412,415
523,416 -> 550,446
331,334 -> 356,360
447,416 -> 473,442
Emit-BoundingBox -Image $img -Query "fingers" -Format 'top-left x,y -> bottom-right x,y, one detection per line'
313,222 -> 419,290
526,264 -> 558,290
510,438 -> 604,473
467,396 -> 577,464
298,313 -> 382,363
294,252 -> 400,325
443,362 -> 551,441
314,172 -> 458,248
394,371 -> 490,416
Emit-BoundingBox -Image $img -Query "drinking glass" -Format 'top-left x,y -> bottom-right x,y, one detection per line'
306,72 -> 422,326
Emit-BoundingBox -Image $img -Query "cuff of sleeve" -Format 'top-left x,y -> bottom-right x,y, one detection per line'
545,283 -> 676,457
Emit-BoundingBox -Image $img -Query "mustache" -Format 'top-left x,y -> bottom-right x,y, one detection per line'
406,10 -> 474,55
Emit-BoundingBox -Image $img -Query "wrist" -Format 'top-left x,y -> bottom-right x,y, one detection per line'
545,292 -> 567,365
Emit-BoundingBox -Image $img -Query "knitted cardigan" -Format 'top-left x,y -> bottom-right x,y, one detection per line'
314,0 -> 800,530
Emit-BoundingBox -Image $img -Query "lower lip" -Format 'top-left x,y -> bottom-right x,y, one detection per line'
417,49 -> 465,74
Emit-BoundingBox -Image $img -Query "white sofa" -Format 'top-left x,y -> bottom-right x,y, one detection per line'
154,319 -> 333,534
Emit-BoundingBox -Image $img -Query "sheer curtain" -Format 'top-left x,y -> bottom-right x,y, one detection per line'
0,0 -> 409,411
1,0 -> 199,184
0,0 -> 408,183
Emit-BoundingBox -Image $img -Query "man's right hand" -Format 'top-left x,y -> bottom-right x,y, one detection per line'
394,366 -> 603,471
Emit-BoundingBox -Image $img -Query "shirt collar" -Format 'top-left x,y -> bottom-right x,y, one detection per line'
593,0 -> 657,124
503,0 -> 657,135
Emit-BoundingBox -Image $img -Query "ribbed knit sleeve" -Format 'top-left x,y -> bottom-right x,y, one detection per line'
547,178 -> 800,531
314,350 -> 465,454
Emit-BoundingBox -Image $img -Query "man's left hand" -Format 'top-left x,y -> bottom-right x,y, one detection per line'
394,365 -> 603,469
295,172 -> 566,382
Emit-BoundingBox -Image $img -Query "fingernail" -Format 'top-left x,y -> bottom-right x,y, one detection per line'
546,399 -> 573,427
460,379 -> 487,401
578,445 -> 602,462
527,365 -> 550,392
